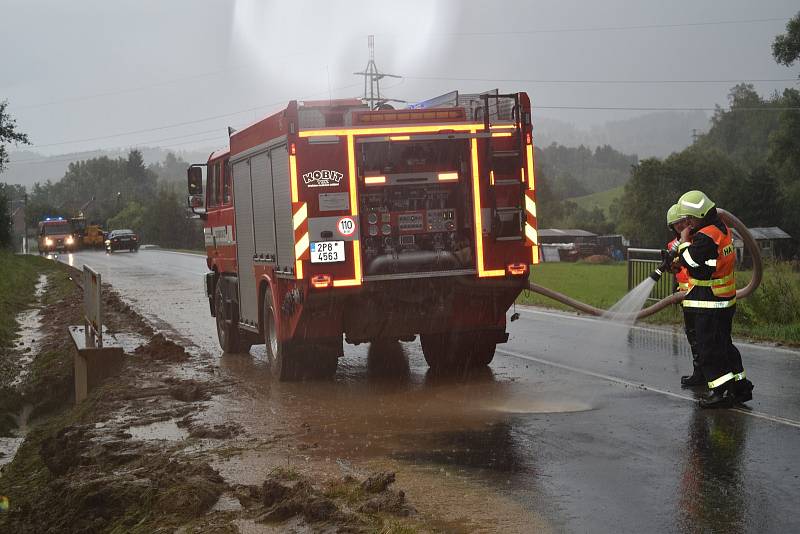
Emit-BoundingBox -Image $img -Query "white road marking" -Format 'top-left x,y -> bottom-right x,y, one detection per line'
148,249 -> 206,257
497,348 -> 800,430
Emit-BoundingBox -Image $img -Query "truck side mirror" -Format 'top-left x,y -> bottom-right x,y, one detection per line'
188,166 -> 204,195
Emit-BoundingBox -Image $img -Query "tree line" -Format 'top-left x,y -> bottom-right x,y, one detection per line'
614,83 -> 799,248
537,13 -> 800,251
15,150 -> 202,250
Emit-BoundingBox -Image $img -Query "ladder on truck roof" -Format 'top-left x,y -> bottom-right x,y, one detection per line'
408,89 -> 517,123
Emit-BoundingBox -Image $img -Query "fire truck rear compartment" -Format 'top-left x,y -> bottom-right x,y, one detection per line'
357,138 -> 475,277
298,276 -> 523,344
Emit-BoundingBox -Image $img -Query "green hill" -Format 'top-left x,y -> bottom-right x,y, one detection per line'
568,185 -> 624,216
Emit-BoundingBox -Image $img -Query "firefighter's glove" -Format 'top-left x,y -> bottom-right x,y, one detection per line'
650,254 -> 674,282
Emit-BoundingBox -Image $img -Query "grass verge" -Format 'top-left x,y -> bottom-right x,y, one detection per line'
0,253 -> 53,348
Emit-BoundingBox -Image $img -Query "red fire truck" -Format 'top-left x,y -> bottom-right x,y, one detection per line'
188,90 -> 539,380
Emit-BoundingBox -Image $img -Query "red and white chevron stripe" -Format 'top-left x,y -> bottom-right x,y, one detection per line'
293,201 -> 309,261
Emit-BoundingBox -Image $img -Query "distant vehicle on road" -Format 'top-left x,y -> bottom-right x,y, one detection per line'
37,217 -> 78,253
83,224 -> 106,249
105,229 -> 140,253
70,216 -> 106,249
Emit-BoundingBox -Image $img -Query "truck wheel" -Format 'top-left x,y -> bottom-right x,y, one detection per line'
262,289 -> 338,381
421,332 -> 496,373
302,340 -> 339,380
263,288 -> 299,380
462,334 -> 496,367
214,281 -> 251,354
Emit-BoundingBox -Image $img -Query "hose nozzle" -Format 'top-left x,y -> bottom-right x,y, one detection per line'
650,247 -> 677,282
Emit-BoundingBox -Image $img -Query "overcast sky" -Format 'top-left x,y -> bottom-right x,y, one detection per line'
1,0 -> 798,161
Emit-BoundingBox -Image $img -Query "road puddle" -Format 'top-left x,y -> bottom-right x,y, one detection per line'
0,437 -> 25,470
0,405 -> 33,471
486,397 -> 594,414
111,332 -> 149,353
126,419 -> 189,441
216,340 -> 593,480
211,493 -> 243,512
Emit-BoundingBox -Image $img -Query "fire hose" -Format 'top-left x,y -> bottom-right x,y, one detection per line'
524,209 -> 763,321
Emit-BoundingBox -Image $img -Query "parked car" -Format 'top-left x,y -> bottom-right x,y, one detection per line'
105,229 -> 140,253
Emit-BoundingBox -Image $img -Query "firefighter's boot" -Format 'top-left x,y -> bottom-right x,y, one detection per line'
731,379 -> 754,405
680,367 -> 704,387
699,385 -> 733,409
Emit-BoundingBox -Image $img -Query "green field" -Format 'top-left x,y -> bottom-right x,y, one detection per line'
0,253 -> 53,348
519,261 -> 800,345
567,185 -> 624,216
521,262 -> 629,310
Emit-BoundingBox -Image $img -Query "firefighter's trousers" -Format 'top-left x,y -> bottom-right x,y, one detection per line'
683,309 -> 699,369
694,306 -> 744,389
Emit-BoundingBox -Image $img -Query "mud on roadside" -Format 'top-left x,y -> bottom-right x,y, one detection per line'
0,263 -> 424,533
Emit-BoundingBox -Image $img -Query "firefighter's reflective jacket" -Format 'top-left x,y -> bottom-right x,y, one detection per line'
667,237 -> 691,291
678,218 -> 736,310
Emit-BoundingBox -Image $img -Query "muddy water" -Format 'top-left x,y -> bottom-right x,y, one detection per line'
207,341 -> 591,531
127,419 -> 189,442
216,341 -> 595,467
1,276 -> 48,470
10,274 -> 48,387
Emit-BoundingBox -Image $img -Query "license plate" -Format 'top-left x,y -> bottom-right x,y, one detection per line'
310,241 -> 345,263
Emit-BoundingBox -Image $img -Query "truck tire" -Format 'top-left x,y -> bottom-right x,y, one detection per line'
214,281 -> 251,354
263,288 -> 299,381
421,331 -> 496,373
263,288 -> 338,381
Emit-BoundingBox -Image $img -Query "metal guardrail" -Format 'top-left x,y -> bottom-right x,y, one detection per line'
626,247 -> 676,303
83,265 -> 103,348
71,264 -> 123,403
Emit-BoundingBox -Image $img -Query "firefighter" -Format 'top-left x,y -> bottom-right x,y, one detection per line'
666,204 -> 702,387
673,190 -> 754,408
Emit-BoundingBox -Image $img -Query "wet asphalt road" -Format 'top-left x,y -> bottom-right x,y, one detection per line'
56,249 -> 800,533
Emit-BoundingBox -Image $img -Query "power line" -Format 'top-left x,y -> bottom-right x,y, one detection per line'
417,16 -> 791,37
10,83 -> 364,165
25,82 -> 362,149
13,101 -> 800,166
12,50 -> 317,111
8,134 -> 229,166
534,105 -> 800,111
9,130 -> 228,166
405,75 -> 798,85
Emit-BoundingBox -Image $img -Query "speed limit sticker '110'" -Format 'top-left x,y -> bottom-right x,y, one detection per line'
310,241 -> 345,263
337,216 -> 356,237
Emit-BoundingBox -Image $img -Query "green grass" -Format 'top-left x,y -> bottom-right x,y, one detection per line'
0,252 -> 54,348
520,262 -> 629,311
519,261 -> 800,345
567,185 -> 624,216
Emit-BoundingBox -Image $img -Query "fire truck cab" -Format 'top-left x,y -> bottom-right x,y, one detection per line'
189,90 -> 539,380
38,217 -> 78,253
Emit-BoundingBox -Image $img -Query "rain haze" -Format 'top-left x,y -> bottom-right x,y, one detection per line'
2,1 -> 800,532
1,0 -> 798,164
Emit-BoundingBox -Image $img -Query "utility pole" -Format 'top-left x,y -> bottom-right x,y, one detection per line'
353,35 -> 402,110
23,193 -> 27,254
691,128 -> 700,144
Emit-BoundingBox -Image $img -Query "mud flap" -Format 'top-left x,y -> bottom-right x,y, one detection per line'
205,273 -> 216,316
